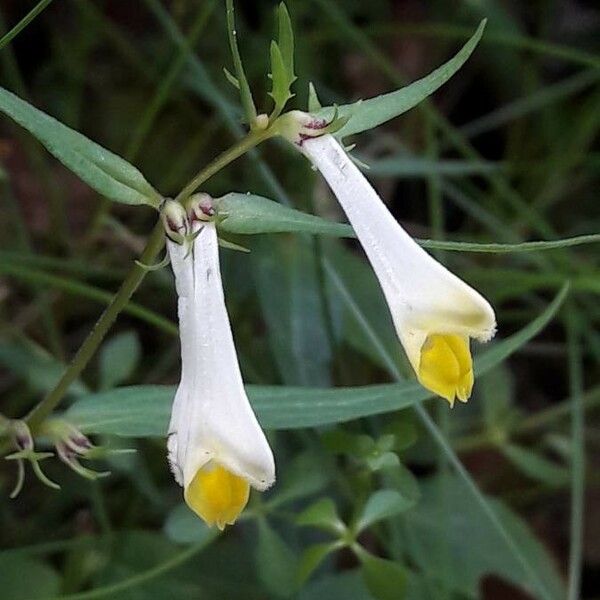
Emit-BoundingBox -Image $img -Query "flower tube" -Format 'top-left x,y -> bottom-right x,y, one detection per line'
166,205 -> 275,528
285,123 -> 496,406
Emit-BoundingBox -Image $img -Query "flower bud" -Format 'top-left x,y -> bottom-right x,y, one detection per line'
161,200 -> 189,244
188,193 -> 216,223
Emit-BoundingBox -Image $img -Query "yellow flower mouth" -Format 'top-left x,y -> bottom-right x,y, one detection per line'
417,334 -> 474,406
185,463 -> 250,529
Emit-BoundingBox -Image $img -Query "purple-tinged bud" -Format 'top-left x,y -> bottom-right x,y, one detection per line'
188,193 -> 216,222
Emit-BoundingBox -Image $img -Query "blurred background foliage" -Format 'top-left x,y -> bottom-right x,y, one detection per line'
0,0 -> 599,598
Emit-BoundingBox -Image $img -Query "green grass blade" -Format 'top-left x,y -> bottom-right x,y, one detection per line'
0,0 -> 54,51
566,305 -> 585,600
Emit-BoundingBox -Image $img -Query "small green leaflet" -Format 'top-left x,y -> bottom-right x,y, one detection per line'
216,193 -> 352,236
65,285 -> 567,435
316,20 -> 486,138
0,86 -> 161,207
269,3 -> 296,115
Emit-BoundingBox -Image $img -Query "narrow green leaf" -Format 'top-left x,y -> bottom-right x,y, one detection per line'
368,155 -> 502,178
277,3 -> 295,83
216,193 -> 353,236
316,20 -> 486,138
502,444 -> 570,486
65,285 -> 568,434
0,86 -> 161,207
269,41 -> 294,112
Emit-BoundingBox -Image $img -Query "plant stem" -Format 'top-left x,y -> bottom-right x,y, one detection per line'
25,222 -> 165,431
174,129 -> 272,203
24,132 -> 271,433
566,304 -> 585,600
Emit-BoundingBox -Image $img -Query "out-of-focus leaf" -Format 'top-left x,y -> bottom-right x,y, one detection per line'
164,504 -> 219,545
368,156 -> 501,178
356,490 -> 414,532
92,531 -> 213,600
256,519 -> 298,598
296,498 -> 344,534
65,285 -> 567,434
253,237 -> 332,386
216,193 -> 352,236
99,331 -> 141,390
400,476 -> 565,599
0,340 -> 88,396
268,450 -> 329,508
0,555 -> 60,599
323,245 -> 403,372
480,363 -> 515,429
0,86 -> 161,206
299,569 -> 432,600
316,21 -> 486,138
502,444 -> 570,486
297,542 -> 342,586
359,553 -> 408,600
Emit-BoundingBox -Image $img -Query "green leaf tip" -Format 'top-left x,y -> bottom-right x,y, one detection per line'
0,86 -> 161,207
316,19 -> 488,138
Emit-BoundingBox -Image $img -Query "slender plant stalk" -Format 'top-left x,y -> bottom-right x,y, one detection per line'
566,304 -> 585,600
174,128 -> 273,203
24,132 -> 273,433
49,539 -> 213,600
0,0 -> 54,51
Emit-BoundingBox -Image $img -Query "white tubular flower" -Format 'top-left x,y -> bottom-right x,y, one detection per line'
294,129 -> 496,406
167,215 -> 275,529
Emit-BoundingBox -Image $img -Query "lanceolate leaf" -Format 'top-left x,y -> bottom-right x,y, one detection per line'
0,86 -> 161,207
316,20 -> 486,138
65,285 -> 567,435
216,193 -> 353,236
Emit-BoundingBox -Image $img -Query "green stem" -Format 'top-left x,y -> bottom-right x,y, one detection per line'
48,539 -> 213,600
0,0 -> 54,51
25,222 -> 165,431
566,304 -> 585,600
174,129 -> 273,203
23,132 -> 270,433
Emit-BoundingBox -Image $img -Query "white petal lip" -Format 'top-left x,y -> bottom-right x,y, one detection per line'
299,134 -> 496,372
167,221 -> 275,492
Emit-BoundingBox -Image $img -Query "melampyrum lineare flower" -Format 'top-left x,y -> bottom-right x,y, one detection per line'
165,199 -> 275,529
282,113 -> 496,406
